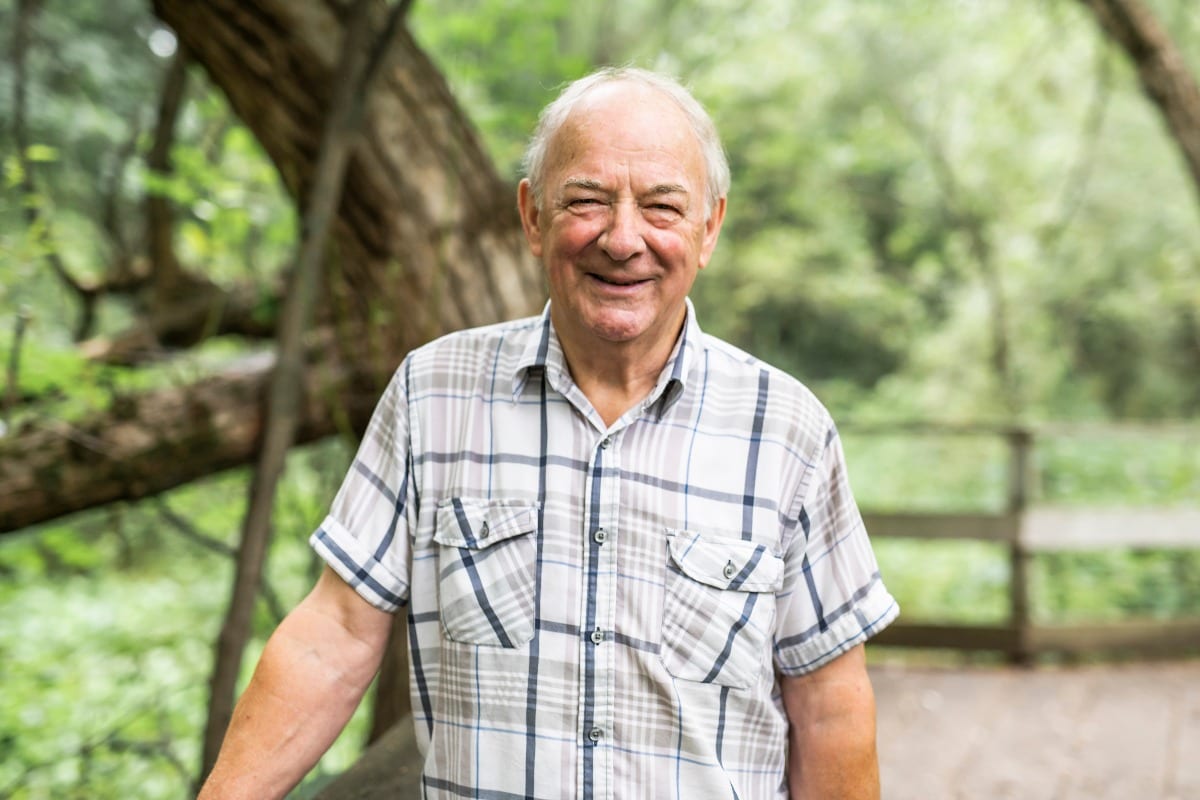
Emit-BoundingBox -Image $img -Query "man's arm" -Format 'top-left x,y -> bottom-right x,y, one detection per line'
780,644 -> 880,800
198,565 -> 394,800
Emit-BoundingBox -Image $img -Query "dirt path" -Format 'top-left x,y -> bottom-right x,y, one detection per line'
872,660 -> 1200,800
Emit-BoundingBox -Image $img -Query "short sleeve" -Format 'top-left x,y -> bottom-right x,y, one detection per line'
773,427 -> 899,674
309,363 -> 414,612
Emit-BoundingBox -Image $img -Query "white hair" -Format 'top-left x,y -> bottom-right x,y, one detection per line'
522,66 -> 731,220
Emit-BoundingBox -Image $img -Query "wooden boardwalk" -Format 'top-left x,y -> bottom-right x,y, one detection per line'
872,660 -> 1200,800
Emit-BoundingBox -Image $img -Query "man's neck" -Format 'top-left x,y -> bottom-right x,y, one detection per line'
553,313 -> 685,428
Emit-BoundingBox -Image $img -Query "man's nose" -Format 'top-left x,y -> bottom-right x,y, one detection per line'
598,201 -> 645,261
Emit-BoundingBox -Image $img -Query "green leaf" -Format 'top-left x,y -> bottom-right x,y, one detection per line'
23,144 -> 59,163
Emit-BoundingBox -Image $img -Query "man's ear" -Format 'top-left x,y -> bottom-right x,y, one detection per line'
697,196 -> 727,270
517,179 -> 543,258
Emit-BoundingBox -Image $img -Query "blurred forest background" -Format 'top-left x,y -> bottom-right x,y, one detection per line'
1,0 -> 1199,797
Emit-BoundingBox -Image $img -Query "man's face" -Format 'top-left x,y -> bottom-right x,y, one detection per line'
518,83 -> 726,355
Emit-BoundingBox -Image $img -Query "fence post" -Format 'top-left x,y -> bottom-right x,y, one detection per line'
1007,426 -> 1034,664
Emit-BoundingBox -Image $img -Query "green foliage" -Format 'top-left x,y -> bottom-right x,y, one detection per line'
0,443 -> 361,800
1035,549 -> 1200,622
872,539 -> 1011,623
1038,432 -> 1200,504
153,91 -> 297,284
416,0 -> 1200,421
410,0 -> 593,177
842,431 -> 1012,513
0,0 -> 294,346
3,0 -> 1200,797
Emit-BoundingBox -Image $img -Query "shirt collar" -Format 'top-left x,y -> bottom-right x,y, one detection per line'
512,299 -> 702,418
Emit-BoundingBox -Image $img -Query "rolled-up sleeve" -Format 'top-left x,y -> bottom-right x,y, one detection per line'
310,363 -> 414,612
773,426 -> 899,674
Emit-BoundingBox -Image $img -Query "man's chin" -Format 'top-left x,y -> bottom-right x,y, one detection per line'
571,310 -> 649,344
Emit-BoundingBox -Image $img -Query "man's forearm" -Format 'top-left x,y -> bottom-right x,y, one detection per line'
198,570 -> 391,799
782,645 -> 881,800
787,695 -> 879,799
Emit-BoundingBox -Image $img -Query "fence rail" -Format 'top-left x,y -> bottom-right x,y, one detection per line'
849,423 -> 1200,661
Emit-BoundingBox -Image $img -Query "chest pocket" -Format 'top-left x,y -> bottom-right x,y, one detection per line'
661,529 -> 784,689
433,498 -> 540,648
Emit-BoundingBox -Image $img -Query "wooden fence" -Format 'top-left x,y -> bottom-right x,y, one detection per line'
847,422 -> 1200,661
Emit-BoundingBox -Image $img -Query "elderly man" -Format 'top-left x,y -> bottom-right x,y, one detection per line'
199,67 -> 898,799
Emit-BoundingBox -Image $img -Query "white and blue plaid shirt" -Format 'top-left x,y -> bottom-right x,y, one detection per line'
312,300 -> 898,799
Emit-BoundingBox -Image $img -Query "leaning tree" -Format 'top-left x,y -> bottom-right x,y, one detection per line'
3,0 -> 544,785
4,0 -> 1200,796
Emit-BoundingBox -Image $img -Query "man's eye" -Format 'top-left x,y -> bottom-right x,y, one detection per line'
568,198 -> 603,208
646,203 -> 682,218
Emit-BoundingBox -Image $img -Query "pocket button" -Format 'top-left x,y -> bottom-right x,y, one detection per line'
722,560 -> 736,579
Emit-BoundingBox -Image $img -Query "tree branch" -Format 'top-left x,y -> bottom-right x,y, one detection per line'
152,497 -> 236,558
10,0 -> 98,340
145,46 -> 192,301
1040,37 -> 1114,251
0,335 -> 371,535
100,115 -> 145,275
153,497 -> 287,622
1077,0 -> 1200,212
888,101 -> 1022,415
3,308 -> 32,433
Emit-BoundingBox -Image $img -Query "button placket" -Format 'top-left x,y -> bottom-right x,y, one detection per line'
584,426 -> 618,788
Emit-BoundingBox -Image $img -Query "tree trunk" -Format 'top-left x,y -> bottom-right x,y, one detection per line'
1077,0 -> 1200,207
1,0 -> 544,778
313,715 -> 424,799
2,0 -> 543,534
151,0 -> 543,379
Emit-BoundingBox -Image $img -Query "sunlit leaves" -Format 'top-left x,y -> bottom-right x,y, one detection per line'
22,145 -> 59,163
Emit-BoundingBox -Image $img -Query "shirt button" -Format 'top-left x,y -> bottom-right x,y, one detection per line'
593,528 -> 608,544
723,560 -> 736,579
590,628 -> 605,645
588,727 -> 604,743
599,436 -> 612,449
479,521 -> 490,539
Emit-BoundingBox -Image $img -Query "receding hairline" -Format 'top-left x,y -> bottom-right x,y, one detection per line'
522,67 -> 731,218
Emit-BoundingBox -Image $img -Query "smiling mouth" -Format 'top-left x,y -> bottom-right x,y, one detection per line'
590,273 -> 649,287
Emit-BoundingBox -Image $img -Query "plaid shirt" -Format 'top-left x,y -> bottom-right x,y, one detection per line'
311,301 -> 898,799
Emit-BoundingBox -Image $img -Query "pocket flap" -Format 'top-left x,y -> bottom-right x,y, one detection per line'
667,529 -> 784,592
434,498 -> 539,549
